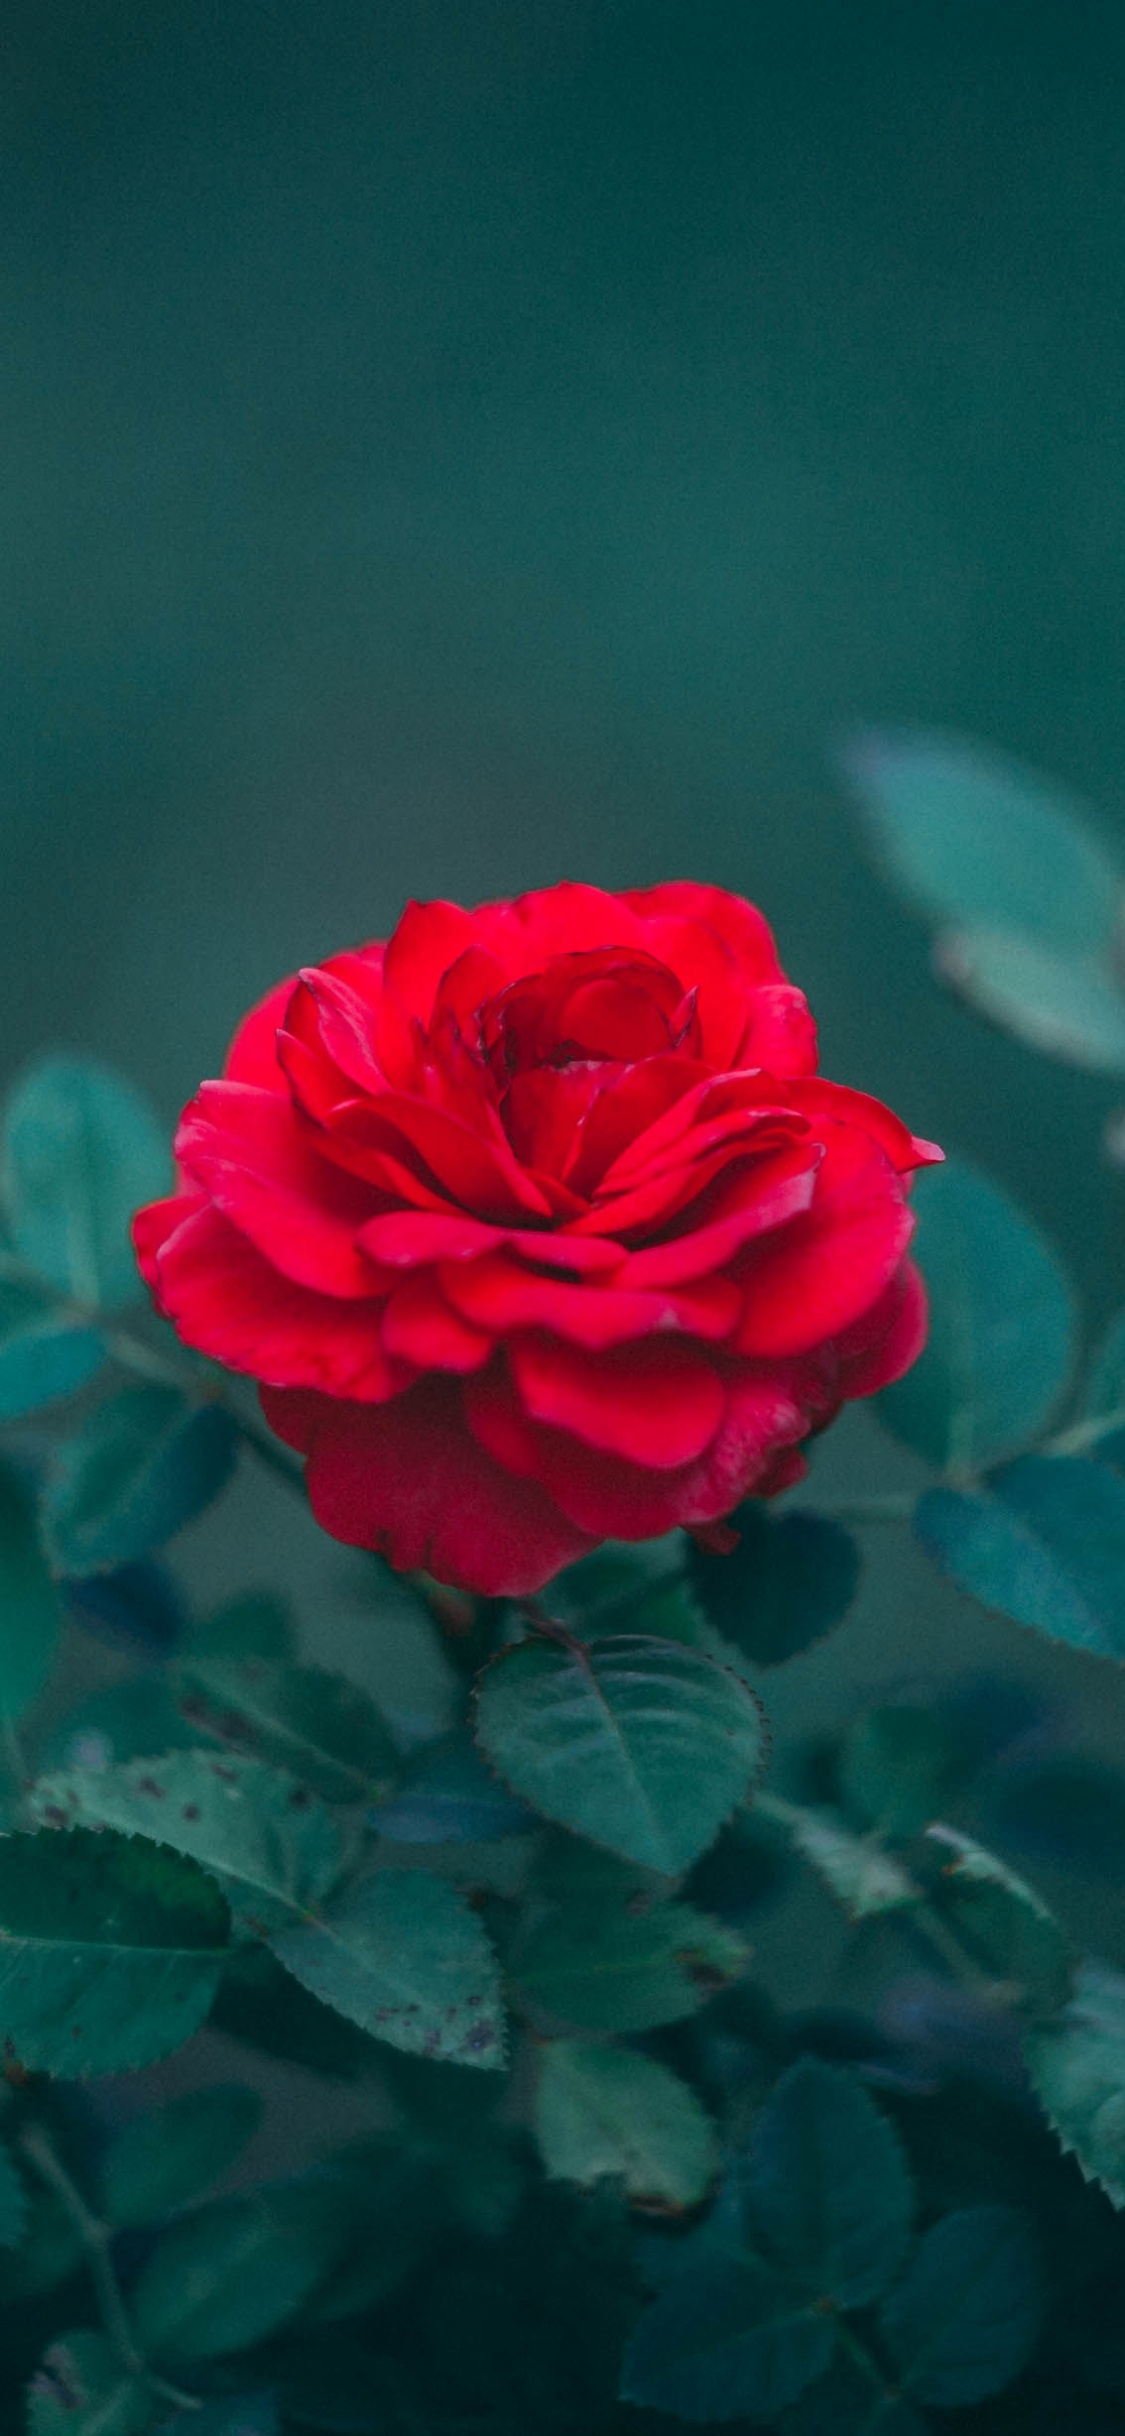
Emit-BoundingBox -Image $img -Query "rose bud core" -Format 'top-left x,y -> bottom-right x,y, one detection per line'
134,882 -> 940,1594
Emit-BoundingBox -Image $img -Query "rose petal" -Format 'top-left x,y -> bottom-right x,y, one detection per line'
509,1334 -> 725,1466
734,1126 -> 914,1357
222,976 -> 298,1088
836,1259 -> 929,1396
381,1274 -> 493,1371
612,1147 -> 820,1286
148,1202 -> 405,1399
441,1254 -> 739,1347
175,1084 -> 377,1296
268,1375 -> 596,1596
785,1080 -> 943,1175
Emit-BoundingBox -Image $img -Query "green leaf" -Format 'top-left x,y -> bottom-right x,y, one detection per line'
512,1896 -> 749,2032
132,2187 -> 348,2365
877,1159 -> 1076,1473
32,1750 -> 343,1932
210,1945 -> 378,2079
926,1825 -> 1071,2015
621,2256 -> 835,2423
755,1793 -> 917,1921
474,1631 -> 765,1875
0,1277 -> 105,1419
0,2179 -> 82,2302
177,1655 -> 399,1804
879,2203 -> 1042,2404
0,1827 -> 228,2075
374,1729 -> 534,1843
27,2331 -> 151,2436
189,1593 -> 297,1662
272,1868 -> 505,2068
0,1465 -> 62,1723
1079,1309 -> 1125,1467
935,928 -> 1125,1073
43,1386 -> 237,1575
779,2358 -> 926,2435
100,2084 -> 262,2227
841,728 -> 1123,952
37,1676 -> 202,1775
745,2056 -> 914,2307
1025,1957 -> 1125,2205
0,2145 -> 25,2247
1,1056 -> 170,1309
839,1703 -> 967,1838
915,1456 -> 1125,1658
534,2042 -> 718,2210
688,1506 -> 860,1666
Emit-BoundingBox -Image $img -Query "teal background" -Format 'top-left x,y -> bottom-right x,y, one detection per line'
7,0 -> 1125,1301
7,0 -> 1125,2020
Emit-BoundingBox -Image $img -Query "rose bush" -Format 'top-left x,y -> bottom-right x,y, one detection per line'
134,882 -> 939,1593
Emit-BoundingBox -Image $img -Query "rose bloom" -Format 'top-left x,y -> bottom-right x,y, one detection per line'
135,883 -> 939,1595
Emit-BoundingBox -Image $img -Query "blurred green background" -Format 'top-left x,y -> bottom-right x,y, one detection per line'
7,0 -> 1125,2011
7,0 -> 1125,1294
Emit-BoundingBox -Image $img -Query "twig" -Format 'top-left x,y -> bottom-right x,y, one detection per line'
18,2126 -> 200,2413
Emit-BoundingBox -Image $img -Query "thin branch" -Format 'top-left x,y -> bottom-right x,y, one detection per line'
19,2126 -> 200,2413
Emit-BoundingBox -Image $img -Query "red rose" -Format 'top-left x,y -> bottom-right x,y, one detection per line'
134,883 -> 939,1595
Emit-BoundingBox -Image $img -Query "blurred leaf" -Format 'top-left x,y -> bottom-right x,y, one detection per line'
988,1755 -> 1125,1881
927,1825 -> 1072,2015
296,2140 -> 440,2320
688,1506 -> 861,1667
0,1277 -> 105,1419
36,1676 -> 202,1776
1,1056 -> 170,1310
878,1159 -> 1076,1473
746,2056 -> 914,2307
548,1545 -> 675,1630
273,1868 -> 505,2068
841,728 -> 1123,952
132,2187 -> 348,2366
100,2084 -> 262,2227
0,2177 -> 82,2302
189,1593 -> 297,1663
374,1728 -> 534,1843
839,1703 -> 968,1838
935,928 -> 1125,1073
620,2254 -> 835,2423
879,2203 -> 1043,2404
32,1750 -> 343,1933
915,1456 -> 1125,1657
1080,1309 -> 1125,1467
44,1386 -> 237,1575
177,1655 -> 398,1805
780,2357 -> 926,2434
211,1946 -> 377,2080
534,2042 -> 718,2210
474,1631 -> 765,1875
0,2144 -> 25,2247
0,1827 -> 228,2075
754,1794 -> 916,1921
63,1560 -> 185,1655
0,1465 -> 62,1723
1025,1958 -> 1125,2206
26,2330 -> 151,2436
156,2402 -> 278,2436
512,1895 -> 748,2033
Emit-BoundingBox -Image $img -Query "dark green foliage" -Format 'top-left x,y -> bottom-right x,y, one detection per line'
0,1466 -> 62,1725
878,1159 -> 1076,1472
474,1630 -> 766,1873
99,2086 -> 262,2227
916,1457 -> 1125,1656
534,2042 -> 718,2209
176,1653 -> 399,1802
511,1894 -> 749,2032
43,1387 -> 237,1575
273,1868 -> 506,2066
745,2056 -> 914,2307
879,2205 -> 1043,2404
0,1279 -> 105,1422
687,1504 -> 861,1666
621,2255 -> 836,2421
0,1829 -> 229,2075
1,1058 -> 169,1312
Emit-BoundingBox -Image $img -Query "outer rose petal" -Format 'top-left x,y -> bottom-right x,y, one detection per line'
836,1259 -> 929,1397
222,976 -> 298,1087
175,1083 -> 376,1296
622,883 -> 784,984
734,1127 -> 913,1357
509,1334 -> 725,1467
142,1201 -> 406,1399
264,1376 -> 596,1596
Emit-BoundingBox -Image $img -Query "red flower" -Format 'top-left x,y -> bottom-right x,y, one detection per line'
135,883 -> 940,1595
